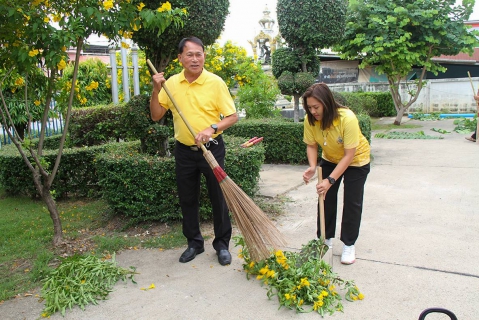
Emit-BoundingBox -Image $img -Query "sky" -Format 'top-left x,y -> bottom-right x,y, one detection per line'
219,0 -> 278,56
220,0 -> 479,57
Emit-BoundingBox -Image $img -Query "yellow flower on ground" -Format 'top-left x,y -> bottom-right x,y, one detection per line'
284,293 -> 290,300
148,283 -> 155,289
103,0 -> 114,10
29,49 -> 39,57
57,59 -> 66,70
358,293 -> 364,300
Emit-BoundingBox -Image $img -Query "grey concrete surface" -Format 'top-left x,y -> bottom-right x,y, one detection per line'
1,118 -> 478,320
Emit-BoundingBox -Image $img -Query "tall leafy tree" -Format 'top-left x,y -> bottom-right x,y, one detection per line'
0,0 -> 184,246
275,0 -> 348,122
132,0 -> 230,73
337,0 -> 479,125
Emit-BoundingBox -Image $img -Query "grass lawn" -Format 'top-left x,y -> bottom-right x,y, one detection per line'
0,187 -> 187,301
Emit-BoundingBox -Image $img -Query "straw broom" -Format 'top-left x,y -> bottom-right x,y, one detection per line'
147,59 -> 287,261
467,71 -> 479,144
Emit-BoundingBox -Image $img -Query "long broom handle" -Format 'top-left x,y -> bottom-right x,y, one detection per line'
467,71 -> 479,144
317,167 -> 326,241
146,59 -> 208,152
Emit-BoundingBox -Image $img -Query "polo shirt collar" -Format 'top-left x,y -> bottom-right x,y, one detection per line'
179,68 -> 207,84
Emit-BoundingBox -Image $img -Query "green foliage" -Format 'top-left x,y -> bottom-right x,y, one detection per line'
228,119 -> 317,164
236,72 -> 281,119
0,195 -> 55,301
339,0 -> 478,77
337,0 -> 479,119
228,116 -> 371,163
41,254 -> 136,317
271,48 -> 318,79
68,104 -> 124,146
95,136 -> 265,222
277,0 -> 348,54
56,58 -> 112,109
121,94 -> 172,155
164,41 -> 257,91
234,236 -> 363,315
277,71 -> 316,96
0,67 -> 50,125
410,112 -> 442,121
360,92 -> 396,117
0,143 -> 107,198
133,0 -> 229,72
374,131 -> 443,139
453,116 -> 477,133
335,92 -> 376,115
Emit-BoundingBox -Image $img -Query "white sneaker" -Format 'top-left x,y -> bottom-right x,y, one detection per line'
341,245 -> 355,265
324,238 -> 333,248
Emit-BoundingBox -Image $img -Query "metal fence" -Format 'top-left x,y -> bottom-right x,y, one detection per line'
1,113 -> 64,148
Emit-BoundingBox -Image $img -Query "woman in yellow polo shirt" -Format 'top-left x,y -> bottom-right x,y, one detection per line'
302,83 -> 370,265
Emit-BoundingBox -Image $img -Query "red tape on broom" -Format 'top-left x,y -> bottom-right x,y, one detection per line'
213,166 -> 228,183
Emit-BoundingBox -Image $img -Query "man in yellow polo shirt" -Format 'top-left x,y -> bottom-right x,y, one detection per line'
150,36 -> 238,266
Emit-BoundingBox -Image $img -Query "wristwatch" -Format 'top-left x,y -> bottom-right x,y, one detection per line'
326,176 -> 336,185
211,124 -> 218,134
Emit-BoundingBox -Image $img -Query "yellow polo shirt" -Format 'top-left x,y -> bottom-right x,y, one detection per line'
158,69 -> 236,145
303,108 -> 370,166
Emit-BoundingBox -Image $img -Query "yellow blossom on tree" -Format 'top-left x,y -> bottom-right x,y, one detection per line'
43,17 -> 50,23
15,78 -> 25,86
121,42 -> 130,49
34,100 -> 41,106
29,49 -> 39,57
57,59 -> 66,70
137,2 -> 145,11
157,1 -> 172,12
103,0 -> 114,10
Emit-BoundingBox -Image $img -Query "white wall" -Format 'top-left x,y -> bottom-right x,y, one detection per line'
328,78 -> 479,114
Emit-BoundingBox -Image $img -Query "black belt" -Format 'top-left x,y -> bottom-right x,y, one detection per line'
177,135 -> 222,152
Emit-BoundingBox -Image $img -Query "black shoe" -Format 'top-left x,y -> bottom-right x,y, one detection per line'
217,249 -> 232,266
179,247 -> 204,263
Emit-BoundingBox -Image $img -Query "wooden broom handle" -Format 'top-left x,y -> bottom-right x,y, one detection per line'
317,167 -> 326,240
146,59 -> 207,152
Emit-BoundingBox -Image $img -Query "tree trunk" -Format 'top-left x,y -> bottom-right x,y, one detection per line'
293,94 -> 300,123
41,186 -> 63,246
394,107 -> 406,125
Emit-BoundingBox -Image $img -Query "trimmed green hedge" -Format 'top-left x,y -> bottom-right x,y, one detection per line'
95,135 -> 265,222
0,136 -> 265,222
227,115 -> 371,164
0,143 -> 106,198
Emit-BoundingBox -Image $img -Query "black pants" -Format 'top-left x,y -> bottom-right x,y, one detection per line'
317,159 -> 370,246
174,136 -> 231,251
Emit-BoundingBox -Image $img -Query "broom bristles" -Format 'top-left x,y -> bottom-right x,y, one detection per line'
204,151 -> 287,261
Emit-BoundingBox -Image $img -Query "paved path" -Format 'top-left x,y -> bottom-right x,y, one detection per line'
2,118 -> 478,319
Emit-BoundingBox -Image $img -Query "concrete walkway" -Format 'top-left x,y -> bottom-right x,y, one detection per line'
1,117 -> 478,319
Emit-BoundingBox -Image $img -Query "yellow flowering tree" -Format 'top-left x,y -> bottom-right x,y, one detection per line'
164,41 -> 257,91
0,0 -> 185,246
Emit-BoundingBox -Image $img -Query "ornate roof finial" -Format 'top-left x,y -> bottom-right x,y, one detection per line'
259,5 -> 275,33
